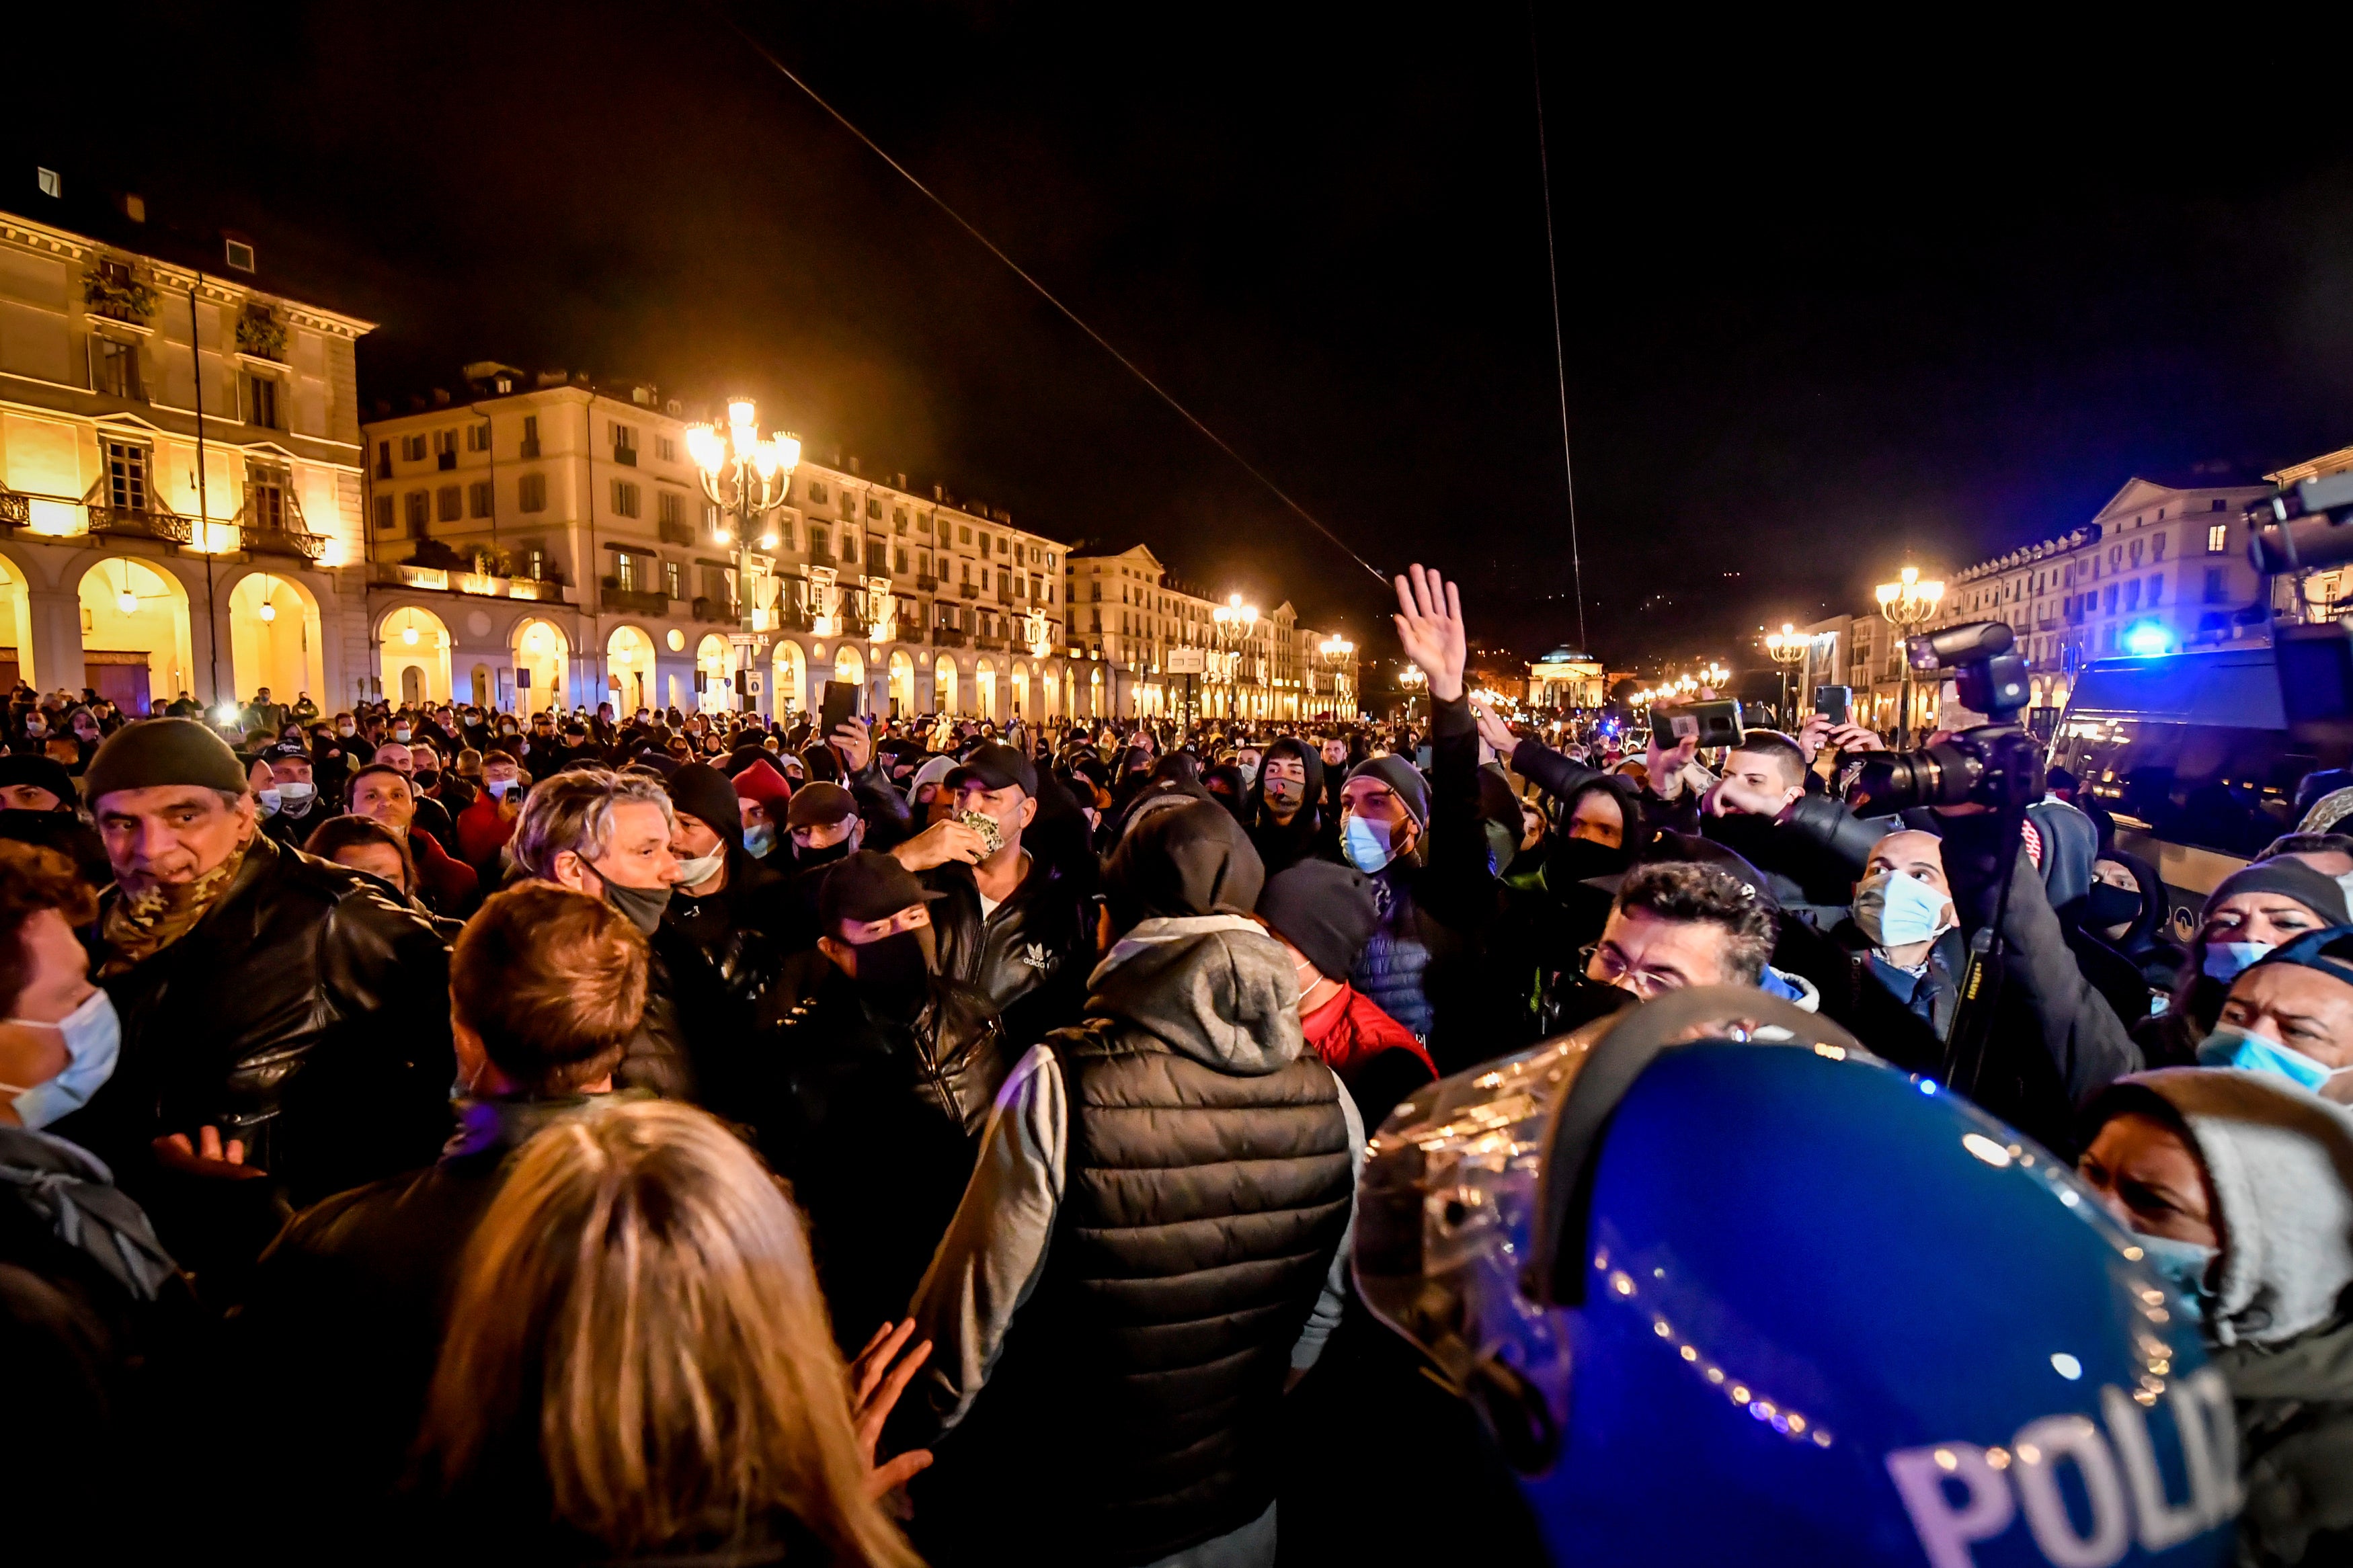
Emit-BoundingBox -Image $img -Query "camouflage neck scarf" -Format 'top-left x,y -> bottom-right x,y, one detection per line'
99,839 -> 253,977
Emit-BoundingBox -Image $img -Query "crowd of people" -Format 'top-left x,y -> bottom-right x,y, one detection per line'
3,563 -> 2352,1565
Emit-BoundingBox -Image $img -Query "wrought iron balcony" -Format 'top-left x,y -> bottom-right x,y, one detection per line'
916,575 -> 940,593
241,521 -> 327,561
974,635 -> 1008,652
691,595 -> 737,624
933,627 -> 968,648
959,583 -> 979,598
604,587 -> 670,617
658,518 -> 693,546
87,504 -> 192,545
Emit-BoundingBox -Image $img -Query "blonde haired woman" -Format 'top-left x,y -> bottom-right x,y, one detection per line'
414,1099 -> 929,1565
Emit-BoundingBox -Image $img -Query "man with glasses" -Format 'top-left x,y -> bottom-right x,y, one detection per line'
1584,860 -> 1776,999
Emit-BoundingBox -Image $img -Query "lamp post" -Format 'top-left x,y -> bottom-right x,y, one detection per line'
1875,565 -> 1945,745
686,401 -> 800,714
1398,661 -> 1426,722
1318,634 -> 1354,718
1763,623 -> 1806,725
1212,593 -> 1258,719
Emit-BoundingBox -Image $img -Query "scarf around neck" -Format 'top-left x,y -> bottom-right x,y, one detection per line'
100,837 -> 252,976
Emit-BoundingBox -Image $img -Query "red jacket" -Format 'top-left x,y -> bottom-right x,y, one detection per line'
1300,982 -> 1435,1085
455,794 -> 518,876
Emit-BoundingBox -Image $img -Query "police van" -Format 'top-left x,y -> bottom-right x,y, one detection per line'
2048,645 -> 2340,937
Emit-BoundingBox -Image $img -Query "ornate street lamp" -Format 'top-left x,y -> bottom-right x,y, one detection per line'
1763,622 -> 1808,723
1213,593 -> 1258,705
1398,661 -> 1426,721
686,400 -> 800,711
1318,634 -> 1354,715
1875,565 -> 1945,745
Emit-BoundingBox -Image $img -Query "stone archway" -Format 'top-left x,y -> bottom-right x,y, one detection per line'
77,556 -> 193,714
227,569 -> 325,708
888,649 -> 916,717
510,616 -> 569,713
607,624 -> 657,715
934,656 -> 957,716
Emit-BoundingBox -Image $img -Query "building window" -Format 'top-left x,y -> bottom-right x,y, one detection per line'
401,434 -> 427,462
93,336 -> 142,399
433,428 -> 457,460
807,481 -> 828,504
247,374 -> 280,428
2104,585 -> 2118,614
2204,568 -> 2228,603
249,466 -> 288,530
664,561 -> 683,600
2210,498 -> 2227,511
811,525 -> 828,557
404,491 -> 430,535
657,491 -> 684,528
520,547 -> 546,581
610,421 -> 637,455
2206,522 -> 2228,553
437,485 -> 462,522
520,415 -> 540,457
468,481 -> 493,519
224,237 -> 255,272
372,494 -> 395,533
979,531 -> 991,554
893,546 -> 908,573
518,472 -> 547,513
2152,533 -> 2167,561
616,552 -> 638,592
960,526 -> 971,544
893,505 -> 909,533
2149,576 -> 2163,605
610,480 -> 640,518
656,434 -> 676,462
866,496 -> 882,520
867,538 -> 886,573
467,421 -> 491,452
2129,540 -> 2142,567
841,532 -> 858,563
2125,579 -> 2141,612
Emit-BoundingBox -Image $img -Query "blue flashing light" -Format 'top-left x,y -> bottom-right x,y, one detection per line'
2122,620 -> 2174,657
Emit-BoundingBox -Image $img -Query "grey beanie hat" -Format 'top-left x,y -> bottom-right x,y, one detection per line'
82,718 -> 250,804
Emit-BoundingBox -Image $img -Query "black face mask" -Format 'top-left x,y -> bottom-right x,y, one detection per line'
1553,835 -> 1632,884
2085,880 -> 2143,932
851,927 -> 934,1020
796,837 -> 856,871
413,769 -> 442,790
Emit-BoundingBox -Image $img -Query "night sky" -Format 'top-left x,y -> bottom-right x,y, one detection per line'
14,5 -> 2353,674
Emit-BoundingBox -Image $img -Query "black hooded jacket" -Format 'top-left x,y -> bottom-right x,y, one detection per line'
1242,737 -> 1332,876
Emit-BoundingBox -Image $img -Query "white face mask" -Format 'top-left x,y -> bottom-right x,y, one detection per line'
3,990 -> 123,1130
674,845 -> 727,886
278,780 -> 315,807
256,787 -> 282,816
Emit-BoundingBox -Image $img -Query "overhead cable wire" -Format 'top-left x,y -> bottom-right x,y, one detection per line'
1528,4 -> 1588,651
713,7 -> 1390,585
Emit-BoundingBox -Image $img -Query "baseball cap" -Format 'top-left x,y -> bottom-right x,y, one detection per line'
786,780 -> 859,829
817,849 -> 944,932
262,741 -> 312,761
945,741 -> 1038,798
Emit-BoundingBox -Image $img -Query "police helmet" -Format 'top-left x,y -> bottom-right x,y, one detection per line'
1354,986 -> 2236,1567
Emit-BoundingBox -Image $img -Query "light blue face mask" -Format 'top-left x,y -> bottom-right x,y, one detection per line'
1343,814 -> 1398,875
743,823 -> 776,858
4,989 -> 123,1130
2134,1232 -> 2217,1309
2203,941 -> 2274,983
256,787 -> 281,817
2196,1022 -> 2353,1093
1854,870 -> 1951,950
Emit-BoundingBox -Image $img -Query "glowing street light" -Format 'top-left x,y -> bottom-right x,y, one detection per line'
1876,565 -> 1945,745
688,397 -> 800,712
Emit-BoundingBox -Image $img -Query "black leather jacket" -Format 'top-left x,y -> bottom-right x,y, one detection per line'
61,834 -> 456,1219
924,852 -> 1094,1056
756,958 -> 1008,1340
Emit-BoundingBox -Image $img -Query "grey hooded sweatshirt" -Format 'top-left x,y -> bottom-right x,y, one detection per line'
2113,1069 -> 2353,1565
902,913 -> 1362,1441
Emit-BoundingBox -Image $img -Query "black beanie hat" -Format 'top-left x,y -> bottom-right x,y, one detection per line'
1259,860 -> 1379,981
82,718 -> 249,804
0,752 -> 79,807
1345,755 -> 1429,827
2205,858 -> 2350,929
665,762 -> 745,848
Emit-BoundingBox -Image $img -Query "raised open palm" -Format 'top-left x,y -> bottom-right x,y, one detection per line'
1392,564 -> 1466,701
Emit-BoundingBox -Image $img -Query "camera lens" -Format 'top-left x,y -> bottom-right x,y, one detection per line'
1847,752 -> 1940,815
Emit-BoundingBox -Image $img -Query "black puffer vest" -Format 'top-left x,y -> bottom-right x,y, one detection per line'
946,1020 -> 1352,1567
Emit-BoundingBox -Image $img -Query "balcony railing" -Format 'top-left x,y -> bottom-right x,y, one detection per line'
613,446 -> 638,467
241,521 -> 327,561
933,627 -> 967,648
87,504 -> 193,545
959,582 -> 978,598
372,560 -> 572,604
691,595 -> 737,624
605,587 -> 670,617
658,518 -> 693,546
974,634 -> 1008,652
916,575 -> 940,593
